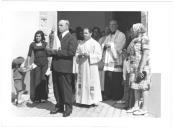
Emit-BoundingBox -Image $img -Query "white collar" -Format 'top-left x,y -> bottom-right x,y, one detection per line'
109,30 -> 119,36
62,30 -> 69,38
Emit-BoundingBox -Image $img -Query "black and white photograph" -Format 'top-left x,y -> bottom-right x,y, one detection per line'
0,1 -> 173,128
9,11 -> 161,117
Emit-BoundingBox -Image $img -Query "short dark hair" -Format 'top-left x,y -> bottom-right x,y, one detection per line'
34,30 -> 45,42
75,26 -> 83,32
92,26 -> 101,33
12,56 -> 24,69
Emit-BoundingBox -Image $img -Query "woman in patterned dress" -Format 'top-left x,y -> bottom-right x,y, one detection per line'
126,23 -> 151,115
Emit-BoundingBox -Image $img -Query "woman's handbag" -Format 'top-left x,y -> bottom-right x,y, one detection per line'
136,71 -> 147,83
131,71 -> 149,90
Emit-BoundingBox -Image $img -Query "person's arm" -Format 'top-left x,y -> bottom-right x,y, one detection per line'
76,43 -> 86,64
138,37 -> 150,74
18,67 -> 27,75
44,42 -> 52,69
138,50 -> 149,72
108,33 -> 126,60
26,43 -> 33,67
114,33 -> 126,54
89,42 -> 102,65
47,36 -> 77,58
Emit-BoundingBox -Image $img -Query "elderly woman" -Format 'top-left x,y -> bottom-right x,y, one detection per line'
126,23 -> 151,115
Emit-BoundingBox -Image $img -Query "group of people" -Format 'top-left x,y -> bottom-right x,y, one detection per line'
12,19 -> 151,117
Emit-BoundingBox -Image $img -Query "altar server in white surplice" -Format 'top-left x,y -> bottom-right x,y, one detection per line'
75,28 -> 102,106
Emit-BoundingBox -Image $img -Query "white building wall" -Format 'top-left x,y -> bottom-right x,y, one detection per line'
9,12 -> 40,60
9,11 -> 57,60
39,12 -> 57,41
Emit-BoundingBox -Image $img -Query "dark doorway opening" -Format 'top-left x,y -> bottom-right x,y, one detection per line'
57,11 -> 141,33
111,11 -> 141,33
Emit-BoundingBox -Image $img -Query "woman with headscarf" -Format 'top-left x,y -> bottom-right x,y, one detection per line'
126,23 -> 151,115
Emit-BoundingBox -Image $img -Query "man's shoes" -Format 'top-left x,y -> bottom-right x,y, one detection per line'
50,108 -> 64,114
63,111 -> 72,117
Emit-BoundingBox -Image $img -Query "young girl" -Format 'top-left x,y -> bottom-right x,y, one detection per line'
12,57 -> 30,105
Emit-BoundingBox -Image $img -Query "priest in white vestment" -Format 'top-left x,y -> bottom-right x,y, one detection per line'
75,28 -> 102,105
102,20 -> 126,101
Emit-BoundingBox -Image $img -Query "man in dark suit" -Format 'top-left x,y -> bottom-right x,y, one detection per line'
47,20 -> 77,117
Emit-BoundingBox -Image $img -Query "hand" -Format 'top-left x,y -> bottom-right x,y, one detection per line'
31,63 -> 37,69
78,54 -> 83,58
122,49 -> 128,59
122,80 -> 126,86
45,68 -> 51,76
26,65 -> 31,69
27,63 -> 37,70
23,67 -> 31,72
83,53 -> 89,58
78,53 -> 86,58
98,60 -> 104,70
137,71 -> 144,79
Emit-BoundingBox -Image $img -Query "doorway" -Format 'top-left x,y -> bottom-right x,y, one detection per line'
57,11 -> 142,33
111,11 -> 141,33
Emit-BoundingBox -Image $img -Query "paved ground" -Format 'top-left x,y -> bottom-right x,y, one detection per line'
11,73 -> 160,117
11,88 -> 156,117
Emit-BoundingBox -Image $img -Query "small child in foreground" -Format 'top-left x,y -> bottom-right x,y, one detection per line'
12,57 -> 31,105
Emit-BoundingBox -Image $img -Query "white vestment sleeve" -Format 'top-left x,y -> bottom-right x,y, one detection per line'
115,33 -> 126,53
110,43 -> 118,59
89,42 -> 102,64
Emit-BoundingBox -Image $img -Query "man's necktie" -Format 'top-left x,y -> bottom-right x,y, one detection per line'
59,34 -> 62,41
